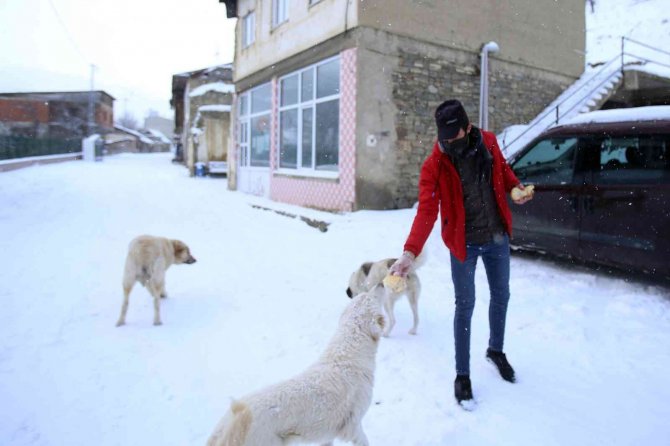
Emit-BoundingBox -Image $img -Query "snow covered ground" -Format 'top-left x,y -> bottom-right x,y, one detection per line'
1,154 -> 669,445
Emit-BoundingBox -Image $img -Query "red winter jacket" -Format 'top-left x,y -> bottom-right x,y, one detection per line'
403,130 -> 520,262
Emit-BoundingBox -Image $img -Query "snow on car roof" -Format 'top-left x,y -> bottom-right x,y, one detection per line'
562,105 -> 670,126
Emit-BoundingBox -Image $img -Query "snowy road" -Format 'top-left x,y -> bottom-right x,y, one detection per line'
1,153 -> 669,445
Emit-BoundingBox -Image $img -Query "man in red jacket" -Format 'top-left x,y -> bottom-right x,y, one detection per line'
390,99 -> 533,407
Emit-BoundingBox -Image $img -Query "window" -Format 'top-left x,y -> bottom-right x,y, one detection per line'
238,83 -> 271,168
242,12 -> 255,47
590,134 -> 670,184
272,0 -> 288,27
278,57 -> 340,172
513,137 -> 578,185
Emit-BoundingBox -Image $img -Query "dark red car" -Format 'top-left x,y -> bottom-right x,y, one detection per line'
507,109 -> 670,283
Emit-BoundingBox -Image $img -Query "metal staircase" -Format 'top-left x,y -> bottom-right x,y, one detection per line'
499,58 -> 623,158
499,37 -> 670,159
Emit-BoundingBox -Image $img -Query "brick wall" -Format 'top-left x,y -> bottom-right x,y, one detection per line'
0,99 -> 49,123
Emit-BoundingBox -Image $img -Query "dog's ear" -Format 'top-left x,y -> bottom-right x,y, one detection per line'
369,313 -> 385,342
172,240 -> 186,257
376,314 -> 385,330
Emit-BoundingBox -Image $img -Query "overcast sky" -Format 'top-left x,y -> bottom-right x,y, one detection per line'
0,0 -> 236,123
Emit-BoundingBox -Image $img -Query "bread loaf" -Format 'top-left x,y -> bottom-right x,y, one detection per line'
382,274 -> 407,293
511,184 -> 535,200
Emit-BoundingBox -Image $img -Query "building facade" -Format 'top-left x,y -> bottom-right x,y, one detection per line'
221,0 -> 585,211
171,65 -> 234,175
0,91 -> 114,138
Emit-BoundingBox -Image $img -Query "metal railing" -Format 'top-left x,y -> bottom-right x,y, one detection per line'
0,136 -> 82,161
501,37 -> 670,153
621,37 -> 670,70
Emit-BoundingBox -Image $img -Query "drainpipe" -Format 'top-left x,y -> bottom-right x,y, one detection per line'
479,41 -> 499,131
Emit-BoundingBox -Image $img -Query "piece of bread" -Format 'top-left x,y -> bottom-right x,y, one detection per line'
511,184 -> 535,201
383,274 -> 407,293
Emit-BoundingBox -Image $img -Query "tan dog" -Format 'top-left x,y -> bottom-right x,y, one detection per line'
206,287 -> 385,446
346,256 -> 422,337
116,235 -> 196,327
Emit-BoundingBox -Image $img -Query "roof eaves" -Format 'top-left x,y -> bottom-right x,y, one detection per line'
218,0 -> 237,18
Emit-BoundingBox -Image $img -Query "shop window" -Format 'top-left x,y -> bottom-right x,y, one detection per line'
278,57 -> 340,173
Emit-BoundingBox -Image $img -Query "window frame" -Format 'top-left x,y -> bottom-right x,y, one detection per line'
242,11 -> 255,48
272,0 -> 289,28
238,82 -> 272,169
277,55 -> 341,178
511,135 -> 579,186
585,134 -> 670,185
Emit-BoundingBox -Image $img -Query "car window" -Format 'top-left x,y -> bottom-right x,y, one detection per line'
590,134 -> 670,184
512,137 -> 577,185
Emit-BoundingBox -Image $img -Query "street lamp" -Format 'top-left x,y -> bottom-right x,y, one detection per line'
479,41 -> 499,131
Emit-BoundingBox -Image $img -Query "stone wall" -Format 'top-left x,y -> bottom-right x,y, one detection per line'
390,47 -> 573,209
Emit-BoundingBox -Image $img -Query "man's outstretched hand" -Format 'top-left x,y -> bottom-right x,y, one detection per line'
389,251 -> 416,278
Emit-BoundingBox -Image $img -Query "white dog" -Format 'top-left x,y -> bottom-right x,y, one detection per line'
346,255 -> 423,337
206,287 -> 385,446
116,235 -> 196,327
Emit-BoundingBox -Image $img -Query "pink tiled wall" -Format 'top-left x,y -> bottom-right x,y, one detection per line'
270,78 -> 279,171
230,94 -> 238,189
269,48 -> 357,212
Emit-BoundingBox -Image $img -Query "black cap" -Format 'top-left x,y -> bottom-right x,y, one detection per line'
435,99 -> 470,141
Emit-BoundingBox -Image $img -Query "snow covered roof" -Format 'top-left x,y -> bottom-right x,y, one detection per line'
104,133 -> 135,144
561,105 -> 670,125
175,63 -> 233,78
198,104 -> 232,113
146,128 -> 172,144
113,124 -> 154,144
205,63 -> 232,72
188,82 -> 235,97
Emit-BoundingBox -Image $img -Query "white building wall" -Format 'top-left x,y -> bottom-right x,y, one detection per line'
234,0 -> 358,81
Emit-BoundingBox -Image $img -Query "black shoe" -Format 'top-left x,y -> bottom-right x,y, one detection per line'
486,348 -> 516,383
454,374 -> 473,403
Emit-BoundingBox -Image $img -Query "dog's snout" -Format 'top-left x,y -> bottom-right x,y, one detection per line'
346,288 -> 353,298
187,257 -> 197,264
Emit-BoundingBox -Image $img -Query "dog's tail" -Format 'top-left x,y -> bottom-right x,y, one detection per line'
137,265 -> 151,286
209,401 -> 252,446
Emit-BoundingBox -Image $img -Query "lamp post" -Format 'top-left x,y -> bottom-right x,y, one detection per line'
479,41 -> 499,131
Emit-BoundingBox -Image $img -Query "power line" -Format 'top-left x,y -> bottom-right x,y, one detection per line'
46,0 -> 90,65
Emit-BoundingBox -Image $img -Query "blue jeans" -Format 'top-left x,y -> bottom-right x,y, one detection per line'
450,234 -> 511,376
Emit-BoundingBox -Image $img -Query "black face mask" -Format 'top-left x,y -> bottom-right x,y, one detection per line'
440,133 -> 470,156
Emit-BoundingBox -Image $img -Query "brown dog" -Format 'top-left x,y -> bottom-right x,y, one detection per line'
116,235 -> 196,327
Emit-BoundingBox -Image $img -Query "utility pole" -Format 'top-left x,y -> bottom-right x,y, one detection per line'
87,64 -> 96,136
